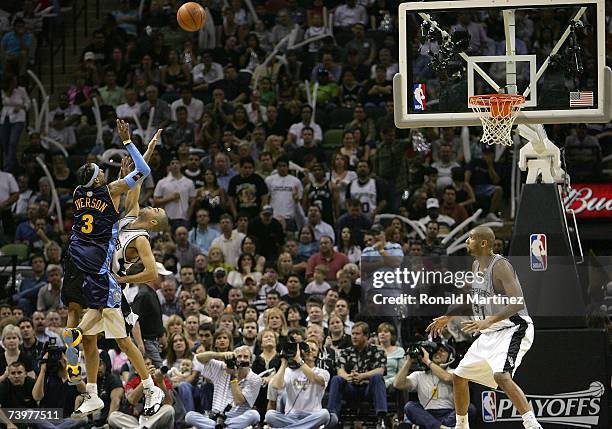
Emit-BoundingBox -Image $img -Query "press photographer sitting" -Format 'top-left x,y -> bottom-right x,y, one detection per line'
265,339 -> 330,429
32,341 -> 87,429
394,342 -> 475,429
186,346 -> 262,429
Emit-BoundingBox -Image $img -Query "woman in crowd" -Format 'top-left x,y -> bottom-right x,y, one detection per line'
0,325 -> 35,380
207,245 -> 234,273
240,236 -> 266,270
227,253 -> 262,288
252,329 -> 281,418
276,252 -> 295,284
166,314 -> 188,338
160,49 -> 191,100
227,104 -> 253,140
325,312 -> 352,351
198,111 -> 222,149
195,168 -> 227,226
262,307 -> 288,347
335,227 -> 362,265
212,328 -> 234,353
378,322 -> 405,389
218,313 -> 243,347
164,333 -> 193,369
243,305 -> 259,324
297,225 -> 319,258
329,152 -> 357,212
285,305 -> 305,329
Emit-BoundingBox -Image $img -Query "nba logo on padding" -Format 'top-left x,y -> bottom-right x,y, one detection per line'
413,84 -> 426,111
481,391 -> 497,422
530,234 -> 547,271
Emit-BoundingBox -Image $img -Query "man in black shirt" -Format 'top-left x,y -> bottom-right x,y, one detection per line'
227,156 -> 269,219
207,267 -> 232,303
282,274 -> 307,310
291,127 -> 327,167
131,264 -> 165,368
18,318 -> 45,374
0,361 -> 36,426
247,205 -> 285,260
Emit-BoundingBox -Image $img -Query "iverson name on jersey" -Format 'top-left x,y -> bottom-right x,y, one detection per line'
74,196 -> 109,213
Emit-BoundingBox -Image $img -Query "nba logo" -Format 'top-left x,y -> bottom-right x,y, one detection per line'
482,391 -> 497,422
413,84 -> 426,111
530,234 -> 547,271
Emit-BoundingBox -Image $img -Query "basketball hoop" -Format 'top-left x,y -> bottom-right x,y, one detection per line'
469,94 -> 525,146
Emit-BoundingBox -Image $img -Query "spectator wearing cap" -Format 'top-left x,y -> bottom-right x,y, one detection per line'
247,204 -> 285,260
306,236 -> 350,282
333,0 -> 368,30
287,104 -> 323,148
47,111 -> 77,152
440,186 -> 469,225
265,156 -> 303,231
210,214 -> 245,266
36,264 -> 63,312
154,158 -> 196,230
227,156 -> 269,220
208,267 -> 232,304
419,198 -> 455,235
171,86 -> 204,124
140,85 -> 171,128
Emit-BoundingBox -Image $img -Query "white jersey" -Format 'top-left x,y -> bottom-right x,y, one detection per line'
349,178 -> 377,216
112,216 -> 149,276
471,254 -> 531,332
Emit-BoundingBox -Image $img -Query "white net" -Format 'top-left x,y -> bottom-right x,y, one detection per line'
469,94 -> 525,146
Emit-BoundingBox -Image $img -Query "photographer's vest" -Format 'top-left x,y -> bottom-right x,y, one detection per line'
471,254 -> 531,333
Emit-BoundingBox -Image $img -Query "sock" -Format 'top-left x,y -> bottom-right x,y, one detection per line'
456,414 -> 469,428
522,411 -> 539,428
86,383 -> 97,395
142,376 -> 154,389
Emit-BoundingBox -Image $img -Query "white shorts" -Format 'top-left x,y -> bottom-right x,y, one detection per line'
454,319 -> 534,388
81,308 -> 128,339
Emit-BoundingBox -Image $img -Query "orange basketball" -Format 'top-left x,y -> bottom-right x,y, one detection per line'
177,2 -> 206,32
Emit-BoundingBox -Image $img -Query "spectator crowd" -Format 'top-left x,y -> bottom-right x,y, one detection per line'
0,0 -> 611,428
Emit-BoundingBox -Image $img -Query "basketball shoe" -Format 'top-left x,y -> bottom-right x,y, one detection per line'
143,385 -> 165,416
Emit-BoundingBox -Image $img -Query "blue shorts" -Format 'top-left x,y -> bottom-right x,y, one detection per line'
474,184 -> 498,198
61,253 -> 122,309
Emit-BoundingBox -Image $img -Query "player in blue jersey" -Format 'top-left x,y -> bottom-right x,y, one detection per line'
61,120 -> 167,417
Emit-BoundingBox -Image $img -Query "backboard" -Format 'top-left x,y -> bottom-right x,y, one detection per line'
394,0 -> 611,128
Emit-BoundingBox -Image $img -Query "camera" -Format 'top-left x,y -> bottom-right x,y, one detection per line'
210,405 -> 231,429
279,341 -> 310,369
406,340 -> 438,361
224,355 -> 249,370
41,337 -> 64,371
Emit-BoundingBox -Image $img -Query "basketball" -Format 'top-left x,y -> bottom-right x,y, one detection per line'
177,2 -> 206,32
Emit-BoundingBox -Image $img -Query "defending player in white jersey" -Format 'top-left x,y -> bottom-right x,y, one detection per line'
426,226 -> 542,429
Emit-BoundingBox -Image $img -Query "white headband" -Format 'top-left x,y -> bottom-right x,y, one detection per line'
84,163 -> 100,188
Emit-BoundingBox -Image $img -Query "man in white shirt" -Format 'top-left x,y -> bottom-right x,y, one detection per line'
153,158 -> 196,229
265,156 -> 302,231
333,0 -> 368,29
266,340 -> 330,428
192,51 -> 224,92
171,86 -> 204,123
210,214 -> 245,266
116,88 -> 141,124
186,346 -> 261,429
287,104 -> 322,148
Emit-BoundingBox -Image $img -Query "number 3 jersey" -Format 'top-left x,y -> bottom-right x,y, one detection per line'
69,185 -> 120,274
112,216 -> 149,277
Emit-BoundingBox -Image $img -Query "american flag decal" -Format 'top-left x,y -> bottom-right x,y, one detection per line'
569,91 -> 594,107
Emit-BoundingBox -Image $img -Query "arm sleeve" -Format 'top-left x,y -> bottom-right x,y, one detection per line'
124,142 -> 151,188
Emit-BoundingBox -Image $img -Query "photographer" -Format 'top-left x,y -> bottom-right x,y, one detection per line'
185,346 -> 261,429
32,349 -> 87,428
394,343 -> 475,429
265,340 -> 330,429
327,322 -> 388,429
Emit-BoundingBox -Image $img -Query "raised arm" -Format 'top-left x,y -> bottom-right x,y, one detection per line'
122,129 -> 163,218
116,236 -> 158,285
108,119 -> 152,202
